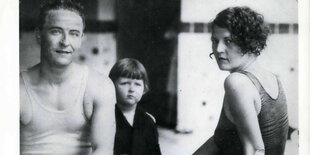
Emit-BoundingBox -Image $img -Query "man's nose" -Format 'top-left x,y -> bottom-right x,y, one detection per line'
60,33 -> 70,46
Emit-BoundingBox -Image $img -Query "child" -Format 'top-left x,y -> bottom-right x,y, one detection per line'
109,58 -> 161,155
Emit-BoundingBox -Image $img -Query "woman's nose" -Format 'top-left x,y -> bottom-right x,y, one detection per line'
216,41 -> 225,53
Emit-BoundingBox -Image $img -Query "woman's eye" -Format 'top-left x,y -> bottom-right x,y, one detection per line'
211,38 -> 218,44
225,39 -> 232,45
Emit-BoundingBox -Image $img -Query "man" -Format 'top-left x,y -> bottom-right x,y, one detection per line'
20,0 -> 116,154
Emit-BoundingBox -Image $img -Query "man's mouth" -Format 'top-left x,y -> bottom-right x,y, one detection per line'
56,50 -> 72,54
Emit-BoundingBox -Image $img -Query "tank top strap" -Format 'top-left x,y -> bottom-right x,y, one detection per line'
74,65 -> 89,104
236,70 -> 264,93
20,71 -> 36,105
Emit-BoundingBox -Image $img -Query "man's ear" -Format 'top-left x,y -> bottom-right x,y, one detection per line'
35,28 -> 41,44
81,32 -> 85,42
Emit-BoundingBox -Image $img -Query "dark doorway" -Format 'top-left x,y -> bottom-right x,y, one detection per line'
116,0 -> 180,128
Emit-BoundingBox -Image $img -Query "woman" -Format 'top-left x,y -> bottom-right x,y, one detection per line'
194,7 -> 289,155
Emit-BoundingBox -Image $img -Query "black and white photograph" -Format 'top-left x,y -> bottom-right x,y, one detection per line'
0,0 -> 310,154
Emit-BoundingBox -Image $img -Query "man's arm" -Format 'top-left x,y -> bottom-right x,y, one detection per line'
87,71 -> 116,155
20,73 -> 32,125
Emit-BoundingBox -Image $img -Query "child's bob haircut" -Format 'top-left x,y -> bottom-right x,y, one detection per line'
109,58 -> 150,93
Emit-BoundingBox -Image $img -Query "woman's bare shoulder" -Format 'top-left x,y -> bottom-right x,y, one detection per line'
224,72 -> 261,116
224,72 -> 254,91
224,72 -> 260,106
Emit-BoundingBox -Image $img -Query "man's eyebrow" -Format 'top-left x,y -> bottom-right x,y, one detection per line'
70,29 -> 81,32
47,26 -> 62,30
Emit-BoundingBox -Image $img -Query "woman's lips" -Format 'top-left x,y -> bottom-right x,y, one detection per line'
218,57 -> 228,61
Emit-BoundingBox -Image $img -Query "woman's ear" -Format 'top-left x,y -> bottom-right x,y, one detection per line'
35,28 -> 41,44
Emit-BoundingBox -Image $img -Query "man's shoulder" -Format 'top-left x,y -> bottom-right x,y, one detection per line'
84,66 -> 115,100
86,67 -> 111,83
19,65 -> 40,86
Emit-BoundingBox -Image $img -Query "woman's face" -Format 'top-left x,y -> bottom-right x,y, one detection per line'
211,25 -> 252,72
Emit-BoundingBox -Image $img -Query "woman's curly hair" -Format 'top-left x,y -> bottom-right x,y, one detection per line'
212,7 -> 270,55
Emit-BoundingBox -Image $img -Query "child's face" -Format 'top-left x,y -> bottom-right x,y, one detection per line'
114,77 -> 145,107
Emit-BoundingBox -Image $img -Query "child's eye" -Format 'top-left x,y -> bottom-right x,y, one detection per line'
119,82 -> 129,85
135,83 -> 142,86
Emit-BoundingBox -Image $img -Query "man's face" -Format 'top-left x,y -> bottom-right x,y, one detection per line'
38,9 -> 84,67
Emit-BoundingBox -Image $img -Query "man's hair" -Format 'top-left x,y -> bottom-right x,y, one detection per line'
109,58 -> 150,93
37,0 -> 85,30
212,7 -> 270,56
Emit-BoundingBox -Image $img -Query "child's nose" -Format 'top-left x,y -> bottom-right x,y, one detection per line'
128,85 -> 135,92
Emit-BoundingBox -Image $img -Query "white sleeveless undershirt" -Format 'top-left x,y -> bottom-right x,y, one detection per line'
20,65 -> 92,155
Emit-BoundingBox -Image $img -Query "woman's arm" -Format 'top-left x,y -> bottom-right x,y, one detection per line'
193,136 -> 219,155
224,73 -> 265,155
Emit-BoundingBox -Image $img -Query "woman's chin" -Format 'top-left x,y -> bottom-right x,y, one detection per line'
218,66 -> 231,72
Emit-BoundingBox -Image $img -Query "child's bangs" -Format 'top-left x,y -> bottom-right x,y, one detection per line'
120,68 -> 144,80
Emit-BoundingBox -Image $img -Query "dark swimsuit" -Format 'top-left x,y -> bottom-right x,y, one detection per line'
214,71 -> 289,155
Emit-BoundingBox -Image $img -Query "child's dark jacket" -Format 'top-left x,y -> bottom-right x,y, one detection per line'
114,105 -> 161,155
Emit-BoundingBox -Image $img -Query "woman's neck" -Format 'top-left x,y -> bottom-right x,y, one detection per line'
231,55 -> 258,73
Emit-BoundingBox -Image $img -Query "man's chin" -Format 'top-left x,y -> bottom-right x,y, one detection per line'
52,59 -> 73,67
